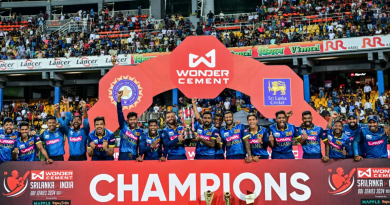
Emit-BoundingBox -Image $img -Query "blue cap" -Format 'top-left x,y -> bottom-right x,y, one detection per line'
367,115 -> 379,122
347,112 -> 358,119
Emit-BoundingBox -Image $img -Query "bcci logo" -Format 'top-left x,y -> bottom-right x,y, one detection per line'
108,75 -> 143,110
263,78 -> 291,106
328,167 -> 356,196
3,170 -> 30,197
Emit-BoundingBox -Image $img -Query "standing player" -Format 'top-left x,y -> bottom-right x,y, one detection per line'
353,115 -> 390,161
139,119 -> 167,161
191,98 -> 227,160
0,118 -> 19,164
296,111 -> 329,162
244,113 -> 270,162
219,111 -> 248,159
162,111 -> 186,160
324,120 -> 350,159
193,111 -> 218,159
58,99 -> 90,161
328,112 -> 364,158
116,91 -> 143,161
38,104 -> 66,161
87,117 -> 116,161
268,110 -> 298,159
12,122 -> 53,163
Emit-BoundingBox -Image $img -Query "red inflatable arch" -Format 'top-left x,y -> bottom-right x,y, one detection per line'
89,36 -> 327,130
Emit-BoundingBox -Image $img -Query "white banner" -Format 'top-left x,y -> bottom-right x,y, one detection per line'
0,54 -> 131,71
323,35 -> 390,52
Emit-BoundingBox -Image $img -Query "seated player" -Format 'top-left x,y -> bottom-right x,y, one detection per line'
12,122 -> 53,163
87,117 -> 116,161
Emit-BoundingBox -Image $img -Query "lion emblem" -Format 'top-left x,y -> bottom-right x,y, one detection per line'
268,81 -> 286,95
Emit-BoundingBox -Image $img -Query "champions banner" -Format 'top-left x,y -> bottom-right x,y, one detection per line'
1,160 -> 390,205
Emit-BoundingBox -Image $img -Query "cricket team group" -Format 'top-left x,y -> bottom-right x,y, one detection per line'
0,91 -> 389,164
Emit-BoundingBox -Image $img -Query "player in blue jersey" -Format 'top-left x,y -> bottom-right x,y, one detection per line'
191,97 -> 228,160
38,104 -> 66,161
0,118 -> 19,164
324,120 -> 350,159
87,117 -> 116,160
268,110 -> 298,159
296,111 -> 329,161
57,99 -> 90,161
244,113 -> 270,162
353,115 -> 390,161
139,119 -> 167,161
162,111 -> 186,160
12,121 -> 53,163
193,111 -> 218,159
220,111 -> 248,159
327,112 -> 363,158
116,91 -> 143,161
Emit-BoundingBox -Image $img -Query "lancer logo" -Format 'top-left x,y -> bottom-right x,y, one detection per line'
328,167 -> 355,195
189,49 -> 215,68
358,168 -> 371,178
2,170 -> 30,198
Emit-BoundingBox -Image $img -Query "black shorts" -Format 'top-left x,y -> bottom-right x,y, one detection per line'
49,155 -> 64,161
68,154 -> 87,161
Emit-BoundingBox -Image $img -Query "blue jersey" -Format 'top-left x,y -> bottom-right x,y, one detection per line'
325,129 -> 350,159
139,130 -> 166,158
87,128 -> 116,157
248,126 -> 269,157
354,127 -> 388,158
0,130 -> 19,161
194,125 -> 219,156
13,136 -> 41,161
58,112 -> 90,156
214,126 -> 225,155
269,123 -> 299,154
117,102 -> 142,155
39,129 -> 65,157
296,125 -> 326,155
220,123 -> 248,157
343,124 -> 363,157
162,124 -> 185,156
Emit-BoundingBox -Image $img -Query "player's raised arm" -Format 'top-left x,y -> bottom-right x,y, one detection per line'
192,97 -> 203,124
286,110 -> 293,123
327,112 -> 338,129
116,91 -> 126,130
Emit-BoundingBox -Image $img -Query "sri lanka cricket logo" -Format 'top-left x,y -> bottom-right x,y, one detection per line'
268,81 -> 286,95
3,170 -> 30,197
108,75 -> 143,110
328,167 -> 356,196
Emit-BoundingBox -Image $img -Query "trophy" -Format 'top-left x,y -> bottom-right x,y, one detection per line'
204,190 -> 214,205
179,105 -> 195,145
224,192 -> 231,205
184,125 -> 194,140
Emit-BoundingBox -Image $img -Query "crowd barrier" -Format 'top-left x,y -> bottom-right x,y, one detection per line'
1,159 -> 389,204
0,36 -> 389,71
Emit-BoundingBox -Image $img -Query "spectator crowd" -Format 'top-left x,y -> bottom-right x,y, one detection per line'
0,0 -> 390,60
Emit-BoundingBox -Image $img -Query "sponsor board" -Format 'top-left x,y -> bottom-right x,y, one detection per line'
1,160 -> 390,204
